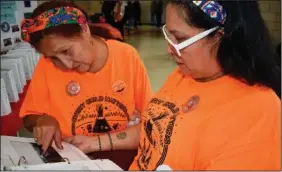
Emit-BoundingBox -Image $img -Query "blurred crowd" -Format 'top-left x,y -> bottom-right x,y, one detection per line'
89,0 -> 164,41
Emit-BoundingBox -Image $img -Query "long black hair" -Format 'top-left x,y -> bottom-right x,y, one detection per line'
166,0 -> 281,98
276,43 -> 281,66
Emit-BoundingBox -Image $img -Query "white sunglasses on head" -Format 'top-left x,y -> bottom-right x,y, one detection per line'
162,25 -> 219,57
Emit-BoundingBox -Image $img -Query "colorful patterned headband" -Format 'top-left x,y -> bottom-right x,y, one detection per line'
21,6 -> 87,42
192,1 -> 227,25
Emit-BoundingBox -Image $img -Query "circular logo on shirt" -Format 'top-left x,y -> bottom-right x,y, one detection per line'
66,81 -> 80,96
71,95 -> 130,136
112,80 -> 126,93
136,97 -> 179,170
182,95 -> 200,113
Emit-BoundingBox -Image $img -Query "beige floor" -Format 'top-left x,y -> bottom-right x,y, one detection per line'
125,26 -> 177,92
19,26 -> 176,137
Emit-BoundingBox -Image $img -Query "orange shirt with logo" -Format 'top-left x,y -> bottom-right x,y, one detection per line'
20,40 -> 153,137
130,68 -> 281,170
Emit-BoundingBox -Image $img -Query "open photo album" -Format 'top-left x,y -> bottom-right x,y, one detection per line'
1,136 -> 122,170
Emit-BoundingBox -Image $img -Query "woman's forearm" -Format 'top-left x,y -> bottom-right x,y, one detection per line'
23,115 -> 43,132
99,124 -> 141,151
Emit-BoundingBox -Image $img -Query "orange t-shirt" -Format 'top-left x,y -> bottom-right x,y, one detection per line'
130,68 -> 281,170
20,40 -> 153,137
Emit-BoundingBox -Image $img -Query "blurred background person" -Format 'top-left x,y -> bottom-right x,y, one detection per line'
155,0 -> 163,28
133,0 -> 142,28
124,0 -> 135,35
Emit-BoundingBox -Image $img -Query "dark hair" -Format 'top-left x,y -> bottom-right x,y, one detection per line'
89,13 -> 104,23
29,1 -> 122,47
276,43 -> 281,66
167,0 -> 281,98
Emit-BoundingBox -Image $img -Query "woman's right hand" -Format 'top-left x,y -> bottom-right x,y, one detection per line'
33,115 -> 63,153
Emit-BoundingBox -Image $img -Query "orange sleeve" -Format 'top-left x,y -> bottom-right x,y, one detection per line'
203,93 -> 281,170
19,57 -> 50,118
132,48 -> 154,112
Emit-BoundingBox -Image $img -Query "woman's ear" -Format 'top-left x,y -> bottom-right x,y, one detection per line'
209,28 -> 224,54
216,28 -> 224,39
80,24 -> 91,38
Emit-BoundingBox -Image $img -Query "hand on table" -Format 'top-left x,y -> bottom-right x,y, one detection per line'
33,115 -> 63,153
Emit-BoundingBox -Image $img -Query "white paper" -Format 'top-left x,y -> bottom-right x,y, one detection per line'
1,69 -> 19,102
156,164 -> 173,171
13,42 -> 31,48
1,136 -> 88,168
0,61 -> 22,93
14,43 -> 42,63
1,136 -> 123,171
51,141 -> 90,162
1,55 -> 27,86
93,159 -> 123,170
1,137 -> 39,169
5,160 -> 123,171
35,52 -> 42,63
9,49 -> 36,73
12,47 -> 38,67
9,141 -> 45,165
3,52 -> 33,80
0,78 -> 12,116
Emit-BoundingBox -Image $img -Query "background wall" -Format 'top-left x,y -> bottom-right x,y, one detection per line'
1,1 -> 38,52
74,1 -> 102,15
259,1 -> 281,45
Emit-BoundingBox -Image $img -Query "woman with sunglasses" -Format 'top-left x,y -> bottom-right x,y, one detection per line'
130,1 -> 280,170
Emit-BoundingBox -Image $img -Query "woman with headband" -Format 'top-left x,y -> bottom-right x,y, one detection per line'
130,0 -> 280,170
19,1 -> 153,154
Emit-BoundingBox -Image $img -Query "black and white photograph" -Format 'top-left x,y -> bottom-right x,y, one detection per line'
3,38 -> 12,47
0,22 -> 10,32
14,37 -> 21,43
11,25 -> 19,32
24,0 -> 31,7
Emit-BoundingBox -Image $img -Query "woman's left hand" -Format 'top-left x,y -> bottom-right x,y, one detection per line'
64,135 -> 100,154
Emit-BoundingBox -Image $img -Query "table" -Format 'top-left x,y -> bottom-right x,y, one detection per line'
0,81 -> 30,136
88,150 -> 137,171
